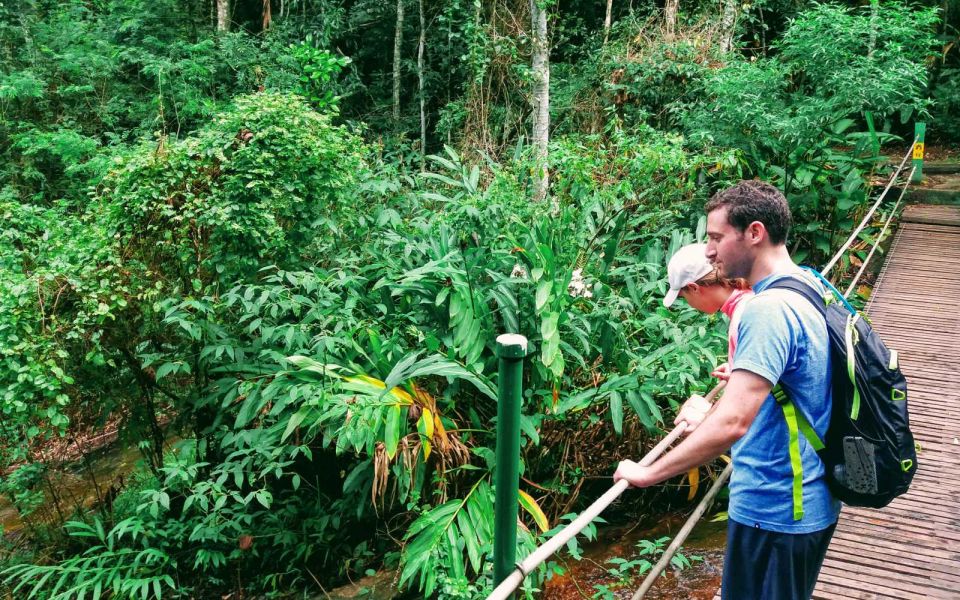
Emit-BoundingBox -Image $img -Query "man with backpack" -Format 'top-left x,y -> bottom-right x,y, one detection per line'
615,180 -> 840,599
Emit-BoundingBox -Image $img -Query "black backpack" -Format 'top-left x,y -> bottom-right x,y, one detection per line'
766,271 -> 916,515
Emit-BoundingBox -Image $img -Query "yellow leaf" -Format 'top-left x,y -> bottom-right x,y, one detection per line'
422,438 -> 431,461
719,454 -> 731,464
389,387 -> 415,405
419,408 -> 434,438
687,467 -> 700,501
343,374 -> 414,404
518,490 -> 550,533
349,374 -> 385,389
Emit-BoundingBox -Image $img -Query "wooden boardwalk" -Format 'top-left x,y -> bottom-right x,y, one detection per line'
712,204 -> 960,599
811,204 -> 960,600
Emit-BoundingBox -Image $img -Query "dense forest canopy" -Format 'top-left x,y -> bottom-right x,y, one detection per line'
0,0 -> 956,598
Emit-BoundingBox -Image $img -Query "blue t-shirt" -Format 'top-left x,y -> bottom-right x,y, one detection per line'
729,267 -> 841,533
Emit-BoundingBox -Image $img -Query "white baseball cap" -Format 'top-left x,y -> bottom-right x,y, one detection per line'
663,243 -> 714,308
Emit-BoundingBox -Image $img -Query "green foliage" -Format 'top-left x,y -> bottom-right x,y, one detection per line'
778,2 -> 939,124
0,0 -> 303,206
101,91 -> 366,287
591,535 -> 702,599
0,0 -> 945,598
3,518 -> 175,600
931,67 -> 960,142
291,38 -> 352,111
680,1 -> 938,266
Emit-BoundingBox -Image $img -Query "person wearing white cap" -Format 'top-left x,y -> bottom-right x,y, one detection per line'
662,242 -> 753,432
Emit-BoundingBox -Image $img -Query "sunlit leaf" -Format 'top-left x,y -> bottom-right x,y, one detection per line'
518,490 -> 550,533
687,467 -> 700,501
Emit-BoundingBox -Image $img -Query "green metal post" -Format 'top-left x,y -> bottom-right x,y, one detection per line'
912,122 -> 926,183
493,334 -> 527,596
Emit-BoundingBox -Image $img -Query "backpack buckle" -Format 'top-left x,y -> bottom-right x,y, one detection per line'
772,385 -> 790,405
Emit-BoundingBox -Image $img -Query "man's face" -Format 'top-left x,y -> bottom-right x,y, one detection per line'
706,207 -> 753,279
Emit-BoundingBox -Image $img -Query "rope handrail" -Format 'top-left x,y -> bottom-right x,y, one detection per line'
486,140 -> 922,600
842,166 -> 916,298
821,141 -> 917,278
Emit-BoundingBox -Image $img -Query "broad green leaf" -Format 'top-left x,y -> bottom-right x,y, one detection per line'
384,404 -> 401,459
610,391 -> 623,435
535,279 -> 552,312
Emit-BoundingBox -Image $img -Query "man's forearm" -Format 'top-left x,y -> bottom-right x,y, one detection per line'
615,370 -> 770,489
645,410 -> 740,483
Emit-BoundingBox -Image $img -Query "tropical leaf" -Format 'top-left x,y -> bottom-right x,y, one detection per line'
399,480 -> 500,596
384,405 -> 402,459
518,490 -> 550,533
687,467 -> 700,501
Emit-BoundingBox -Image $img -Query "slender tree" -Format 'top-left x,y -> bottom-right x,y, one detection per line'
719,0 -> 738,51
530,0 -> 550,202
418,0 -> 427,166
664,0 -> 678,38
262,0 -> 272,30
216,0 -> 230,32
604,0 -> 614,45
393,0 -> 405,120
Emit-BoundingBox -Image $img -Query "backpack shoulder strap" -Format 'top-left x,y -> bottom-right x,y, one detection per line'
763,280 -> 830,522
773,384 -> 826,521
765,277 -> 827,317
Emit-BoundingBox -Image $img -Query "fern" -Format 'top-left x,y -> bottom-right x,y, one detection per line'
3,518 -> 175,600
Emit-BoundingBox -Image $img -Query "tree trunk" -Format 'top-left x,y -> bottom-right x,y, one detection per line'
719,0 -> 737,52
216,0 -> 229,32
664,0 -> 678,39
530,0 -> 550,203
393,0 -> 405,120
418,0 -> 426,168
262,0 -> 272,31
604,0 -> 614,45
868,0 -> 879,59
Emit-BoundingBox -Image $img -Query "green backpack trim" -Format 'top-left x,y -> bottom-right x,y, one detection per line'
773,385 -> 825,520
845,313 -> 862,419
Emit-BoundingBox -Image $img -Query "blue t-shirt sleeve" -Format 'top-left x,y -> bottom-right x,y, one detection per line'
732,294 -> 795,386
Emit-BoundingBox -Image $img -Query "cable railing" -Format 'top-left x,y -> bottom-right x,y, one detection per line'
485,139 -> 923,600
821,141 -> 917,279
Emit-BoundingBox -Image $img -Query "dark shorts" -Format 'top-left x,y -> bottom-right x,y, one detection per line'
721,519 -> 837,600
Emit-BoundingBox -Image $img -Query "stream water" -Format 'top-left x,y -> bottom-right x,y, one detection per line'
0,442 -> 152,534
540,514 -> 726,599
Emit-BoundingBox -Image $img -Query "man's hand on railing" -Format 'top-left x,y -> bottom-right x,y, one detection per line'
613,459 -> 657,488
674,394 -> 711,435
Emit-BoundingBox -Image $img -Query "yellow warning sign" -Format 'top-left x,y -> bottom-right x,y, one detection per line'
913,142 -> 925,160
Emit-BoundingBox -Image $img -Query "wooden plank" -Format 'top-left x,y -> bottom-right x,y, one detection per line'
819,559 -> 960,595
816,571 -> 959,599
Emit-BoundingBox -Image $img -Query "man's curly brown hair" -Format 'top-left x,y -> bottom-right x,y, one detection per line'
704,180 -> 792,245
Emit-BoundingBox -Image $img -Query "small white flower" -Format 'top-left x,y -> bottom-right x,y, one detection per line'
568,269 -> 593,298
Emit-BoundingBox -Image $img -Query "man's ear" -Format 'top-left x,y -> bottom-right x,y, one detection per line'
684,283 -> 700,294
746,221 -> 766,245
